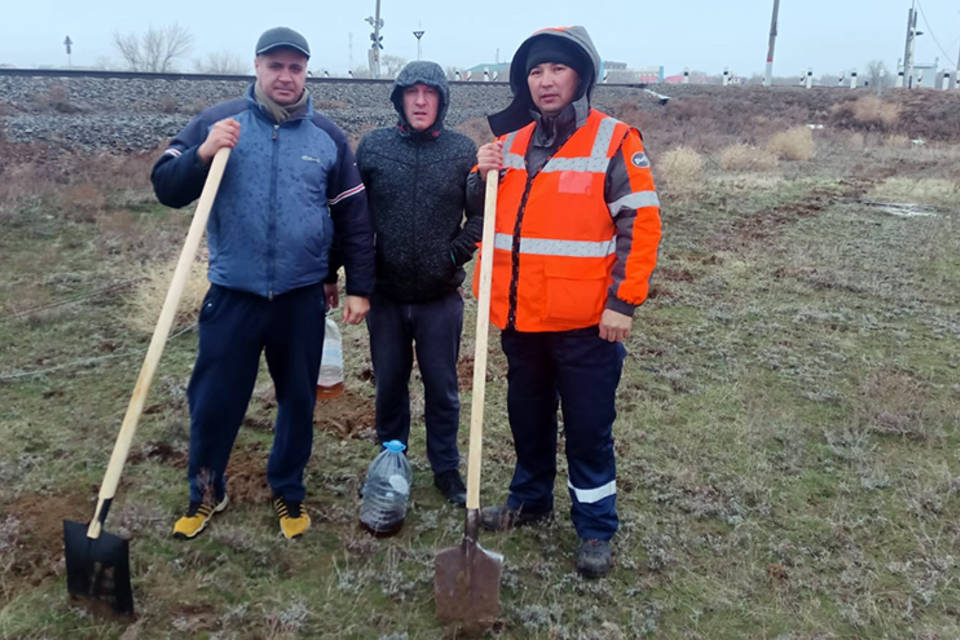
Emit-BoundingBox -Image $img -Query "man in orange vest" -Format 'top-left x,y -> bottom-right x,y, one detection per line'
469,25 -> 661,578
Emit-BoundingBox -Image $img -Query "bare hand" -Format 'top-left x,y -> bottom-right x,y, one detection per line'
323,283 -> 340,309
476,141 -> 504,180
198,118 -> 240,164
598,309 -> 632,343
342,295 -> 370,324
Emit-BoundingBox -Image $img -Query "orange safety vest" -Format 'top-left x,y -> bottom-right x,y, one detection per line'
474,109 -> 631,332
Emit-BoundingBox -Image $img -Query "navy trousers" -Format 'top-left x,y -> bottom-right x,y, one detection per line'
366,290 -> 463,474
500,326 -> 626,541
186,283 -> 325,504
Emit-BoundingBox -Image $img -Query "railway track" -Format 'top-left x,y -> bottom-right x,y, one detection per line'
0,66 -> 650,89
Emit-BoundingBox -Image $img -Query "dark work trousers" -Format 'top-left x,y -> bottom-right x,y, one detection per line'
366,289 -> 463,474
186,282 -> 325,504
500,326 -> 626,541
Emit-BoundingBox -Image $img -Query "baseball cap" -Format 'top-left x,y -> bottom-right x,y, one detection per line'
255,27 -> 310,58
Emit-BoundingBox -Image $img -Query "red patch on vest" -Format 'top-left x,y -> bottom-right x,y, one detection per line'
557,171 -> 593,195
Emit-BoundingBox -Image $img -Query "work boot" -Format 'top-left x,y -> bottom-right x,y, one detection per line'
479,504 -> 553,531
172,495 -> 229,539
273,496 -> 311,540
433,470 -> 467,507
576,538 -> 612,578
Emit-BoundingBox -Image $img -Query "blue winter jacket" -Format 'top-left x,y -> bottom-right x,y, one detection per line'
151,85 -> 375,299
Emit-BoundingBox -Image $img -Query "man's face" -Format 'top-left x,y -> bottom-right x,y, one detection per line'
402,83 -> 440,131
527,62 -> 579,117
255,49 -> 308,105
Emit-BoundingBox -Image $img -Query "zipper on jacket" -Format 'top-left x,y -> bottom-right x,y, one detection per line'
412,143 -> 421,283
267,123 -> 280,297
506,172 -> 536,330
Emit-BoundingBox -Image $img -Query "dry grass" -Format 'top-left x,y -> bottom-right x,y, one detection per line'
830,94 -> 901,130
125,254 -> 209,334
868,176 -> 960,207
657,145 -> 704,192
885,133 -> 911,148
766,126 -> 815,161
717,143 -> 779,171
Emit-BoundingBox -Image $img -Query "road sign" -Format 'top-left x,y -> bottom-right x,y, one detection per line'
64,36 -> 72,55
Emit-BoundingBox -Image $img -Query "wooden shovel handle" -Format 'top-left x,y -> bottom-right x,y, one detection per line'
465,170 -> 498,511
86,148 -> 231,539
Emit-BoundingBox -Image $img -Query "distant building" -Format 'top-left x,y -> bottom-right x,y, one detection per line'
602,62 -> 663,84
464,62 -> 510,80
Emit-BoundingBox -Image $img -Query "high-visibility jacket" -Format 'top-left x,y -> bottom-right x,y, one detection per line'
474,108 -> 660,332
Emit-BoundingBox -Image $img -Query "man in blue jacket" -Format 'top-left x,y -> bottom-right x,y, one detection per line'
151,27 -> 374,540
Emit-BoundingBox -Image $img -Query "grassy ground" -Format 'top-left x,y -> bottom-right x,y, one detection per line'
1,116 -> 959,639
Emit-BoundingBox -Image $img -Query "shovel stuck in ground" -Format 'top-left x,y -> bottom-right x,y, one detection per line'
64,148 -> 231,616
435,170 -> 503,629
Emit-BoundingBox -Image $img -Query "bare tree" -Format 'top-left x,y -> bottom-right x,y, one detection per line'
114,23 -> 193,72
380,55 -> 407,78
866,60 -> 891,89
194,51 -> 249,75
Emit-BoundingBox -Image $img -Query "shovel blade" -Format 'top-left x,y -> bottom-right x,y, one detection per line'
435,538 -> 503,628
63,520 -> 134,616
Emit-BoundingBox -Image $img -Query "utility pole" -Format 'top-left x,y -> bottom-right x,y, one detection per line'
64,35 -> 73,68
348,32 -> 353,74
902,0 -> 921,88
952,39 -> 960,90
764,0 -> 780,87
366,0 -> 383,78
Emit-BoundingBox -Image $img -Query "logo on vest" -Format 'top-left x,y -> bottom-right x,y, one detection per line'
301,154 -> 324,164
631,152 -> 650,169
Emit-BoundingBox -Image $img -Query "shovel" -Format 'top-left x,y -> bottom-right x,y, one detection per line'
434,170 -> 503,628
64,147 -> 231,616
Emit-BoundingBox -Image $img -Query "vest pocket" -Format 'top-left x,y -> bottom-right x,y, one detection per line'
542,259 -> 607,323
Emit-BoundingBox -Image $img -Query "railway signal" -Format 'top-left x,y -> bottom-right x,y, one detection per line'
64,35 -> 73,67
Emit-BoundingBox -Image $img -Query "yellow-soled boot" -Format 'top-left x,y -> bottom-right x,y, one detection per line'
273,496 -> 310,539
173,495 -> 229,539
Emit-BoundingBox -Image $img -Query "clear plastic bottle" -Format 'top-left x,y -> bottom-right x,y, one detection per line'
316,315 -> 344,399
359,440 -> 412,535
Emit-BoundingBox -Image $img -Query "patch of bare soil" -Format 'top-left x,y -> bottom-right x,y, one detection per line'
224,446 -> 271,504
313,387 -> 376,440
0,492 -> 88,602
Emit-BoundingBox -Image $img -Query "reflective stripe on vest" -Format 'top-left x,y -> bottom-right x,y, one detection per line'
607,190 -> 660,215
541,116 -> 620,173
477,109 -> 630,332
502,130 -> 525,169
493,232 -> 616,258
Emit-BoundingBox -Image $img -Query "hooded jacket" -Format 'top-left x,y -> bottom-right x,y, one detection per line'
468,26 -> 662,330
356,61 -> 481,303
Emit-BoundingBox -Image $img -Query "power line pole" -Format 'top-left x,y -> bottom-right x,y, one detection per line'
952,38 -> 960,90
764,0 -> 780,87
365,0 -> 383,78
64,35 -> 73,68
902,0 -> 920,88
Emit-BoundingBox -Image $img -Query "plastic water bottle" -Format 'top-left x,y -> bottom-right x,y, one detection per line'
316,315 -> 344,399
359,440 -> 412,535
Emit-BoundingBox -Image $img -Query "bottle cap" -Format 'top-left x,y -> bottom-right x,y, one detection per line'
383,440 -> 406,453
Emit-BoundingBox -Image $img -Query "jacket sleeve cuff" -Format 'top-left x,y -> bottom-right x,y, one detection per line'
605,296 -> 637,316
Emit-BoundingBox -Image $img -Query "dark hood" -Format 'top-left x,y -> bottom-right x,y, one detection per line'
488,25 -> 601,136
390,60 -> 450,135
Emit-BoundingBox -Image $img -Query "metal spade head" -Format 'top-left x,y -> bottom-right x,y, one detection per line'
434,509 -> 503,630
63,519 -> 133,616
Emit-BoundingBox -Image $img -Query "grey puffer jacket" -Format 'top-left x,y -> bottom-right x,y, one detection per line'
356,61 -> 481,303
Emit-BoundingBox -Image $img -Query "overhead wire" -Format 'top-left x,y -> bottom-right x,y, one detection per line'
915,0 -> 958,64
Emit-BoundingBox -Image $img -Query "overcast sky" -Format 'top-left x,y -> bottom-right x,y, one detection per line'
2,0 -> 958,78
